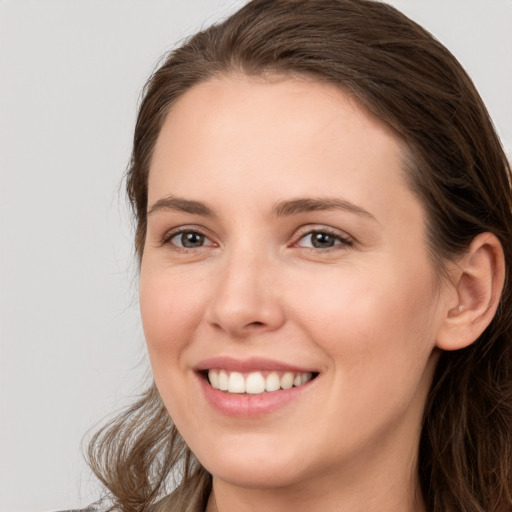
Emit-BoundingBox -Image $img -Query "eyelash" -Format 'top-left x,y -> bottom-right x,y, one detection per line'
293,227 -> 353,251
161,226 -> 353,252
161,228 -> 213,252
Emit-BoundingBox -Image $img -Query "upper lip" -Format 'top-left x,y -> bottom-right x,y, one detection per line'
195,356 -> 318,374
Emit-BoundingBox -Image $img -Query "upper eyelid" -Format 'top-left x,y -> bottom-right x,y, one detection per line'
159,223 -> 353,245
161,226 -> 214,245
292,224 -> 353,241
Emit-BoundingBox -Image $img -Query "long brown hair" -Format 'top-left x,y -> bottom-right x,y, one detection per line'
88,1 -> 512,510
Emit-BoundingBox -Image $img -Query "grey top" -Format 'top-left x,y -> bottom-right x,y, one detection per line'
55,485 -> 207,512
55,505 -> 108,512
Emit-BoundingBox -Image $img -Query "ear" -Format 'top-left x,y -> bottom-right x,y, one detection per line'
436,232 -> 505,351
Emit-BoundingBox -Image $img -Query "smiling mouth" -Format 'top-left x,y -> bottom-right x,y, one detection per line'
205,369 -> 318,395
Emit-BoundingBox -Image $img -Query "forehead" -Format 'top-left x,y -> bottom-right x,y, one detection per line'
152,75 -> 404,162
148,75 -> 418,224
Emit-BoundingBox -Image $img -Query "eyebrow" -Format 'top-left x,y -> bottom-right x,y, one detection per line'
147,195 -> 376,221
147,196 -> 214,217
272,197 -> 377,221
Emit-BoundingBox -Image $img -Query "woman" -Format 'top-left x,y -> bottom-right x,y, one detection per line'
86,0 -> 512,511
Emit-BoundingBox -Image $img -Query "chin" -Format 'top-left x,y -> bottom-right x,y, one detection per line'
206,457 -> 304,489
191,436 -> 308,489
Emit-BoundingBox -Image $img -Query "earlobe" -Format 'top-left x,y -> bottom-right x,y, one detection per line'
436,232 -> 505,351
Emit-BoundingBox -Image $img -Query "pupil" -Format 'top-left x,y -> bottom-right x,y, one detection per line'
312,232 -> 334,248
182,232 -> 204,247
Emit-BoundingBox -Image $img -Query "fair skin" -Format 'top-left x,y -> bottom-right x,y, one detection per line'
140,75 -> 504,512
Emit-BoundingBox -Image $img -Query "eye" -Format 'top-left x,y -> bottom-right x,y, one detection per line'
296,230 -> 352,249
167,230 -> 213,249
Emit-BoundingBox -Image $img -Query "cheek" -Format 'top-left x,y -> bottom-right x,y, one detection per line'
139,268 -> 209,428
139,266 -> 206,366
286,264 -> 439,456
289,261 -> 438,380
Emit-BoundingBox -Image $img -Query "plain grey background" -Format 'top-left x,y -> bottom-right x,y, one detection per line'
1,1 -> 511,511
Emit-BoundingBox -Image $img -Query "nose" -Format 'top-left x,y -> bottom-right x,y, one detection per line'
205,248 -> 285,338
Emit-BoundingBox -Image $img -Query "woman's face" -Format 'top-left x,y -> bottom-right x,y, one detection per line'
140,76 -> 447,492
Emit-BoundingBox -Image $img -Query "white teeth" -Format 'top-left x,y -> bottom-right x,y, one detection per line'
245,372 -> 266,394
209,370 -> 219,389
207,369 -> 314,394
280,372 -> 294,390
265,372 -> 281,392
301,372 -> 311,384
228,372 -> 245,393
218,370 -> 229,391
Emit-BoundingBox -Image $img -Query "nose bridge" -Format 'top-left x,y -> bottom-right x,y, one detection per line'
206,239 -> 284,336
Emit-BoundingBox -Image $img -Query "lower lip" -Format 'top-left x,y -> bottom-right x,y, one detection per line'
197,373 -> 316,417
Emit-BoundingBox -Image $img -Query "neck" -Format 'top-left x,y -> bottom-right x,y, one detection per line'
205,454 -> 427,512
